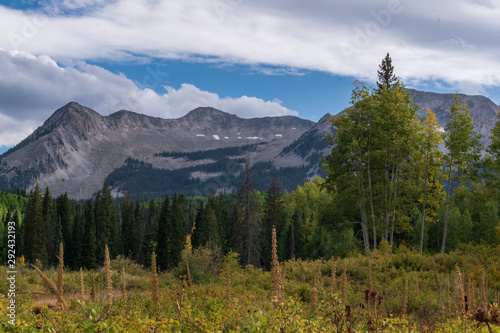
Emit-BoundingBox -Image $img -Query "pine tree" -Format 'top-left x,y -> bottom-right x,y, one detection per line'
82,200 -> 97,269
23,184 -> 47,266
215,193 -> 230,254
169,194 -> 186,267
70,204 -> 85,269
233,157 -> 262,267
42,187 -> 55,266
95,183 -> 117,261
262,176 -> 285,269
121,192 -> 138,258
156,196 -> 171,271
376,52 -> 398,91
56,192 -> 72,261
133,201 -> 148,264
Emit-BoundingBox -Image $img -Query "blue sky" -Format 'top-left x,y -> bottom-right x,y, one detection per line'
0,0 -> 499,153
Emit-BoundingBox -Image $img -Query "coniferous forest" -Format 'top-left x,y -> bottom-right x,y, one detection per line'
1,54 -> 500,332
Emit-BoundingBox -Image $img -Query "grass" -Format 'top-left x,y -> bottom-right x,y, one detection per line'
1,244 -> 500,332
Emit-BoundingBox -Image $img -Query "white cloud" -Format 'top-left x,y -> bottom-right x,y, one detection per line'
0,0 -> 498,93
0,49 -> 297,146
0,113 -> 36,147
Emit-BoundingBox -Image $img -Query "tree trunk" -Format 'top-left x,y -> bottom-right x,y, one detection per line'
441,167 -> 453,254
419,167 -> 428,255
367,132 -> 377,250
359,171 -> 370,251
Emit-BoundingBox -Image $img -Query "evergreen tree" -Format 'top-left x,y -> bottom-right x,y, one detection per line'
232,157 -> 262,267
95,182 -> 117,261
23,184 -> 47,266
215,193 -> 230,254
82,200 -> 97,269
70,204 -> 85,269
121,192 -> 139,258
56,192 -> 72,259
42,187 -> 56,266
377,52 -> 398,91
261,176 -> 285,268
192,205 -> 208,249
156,196 -> 171,271
170,194 -> 186,267
133,201 -> 148,264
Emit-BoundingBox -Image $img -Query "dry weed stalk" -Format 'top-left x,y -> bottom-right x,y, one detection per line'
79,267 -> 85,299
225,262 -> 232,301
91,272 -> 97,302
415,273 -> 419,298
454,264 -> 466,319
329,262 -> 337,294
186,261 -> 193,287
104,245 -> 112,313
317,260 -> 323,287
278,261 -> 286,303
176,276 -> 187,320
151,252 -> 160,309
271,226 -> 281,305
57,243 -> 64,306
445,273 -> 452,318
368,260 -> 373,291
31,264 -> 66,309
401,275 -> 408,316
311,271 -> 318,311
121,266 -> 127,299
342,259 -> 347,304
466,277 -> 475,313
433,261 -> 445,316
480,272 -> 488,307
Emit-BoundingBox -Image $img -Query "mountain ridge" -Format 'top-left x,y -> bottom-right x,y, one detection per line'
0,103 -> 314,199
1,89 -> 499,199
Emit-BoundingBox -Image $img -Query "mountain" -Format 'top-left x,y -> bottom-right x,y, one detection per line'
0,103 -> 314,199
1,89 -> 498,199
407,89 -> 499,147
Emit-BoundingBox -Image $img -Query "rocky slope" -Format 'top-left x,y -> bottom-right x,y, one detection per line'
0,89 -> 498,199
0,103 -> 313,199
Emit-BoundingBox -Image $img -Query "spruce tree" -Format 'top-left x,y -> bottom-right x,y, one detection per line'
233,157 -> 262,267
82,200 -> 97,269
56,192 -> 72,261
377,52 -> 398,91
23,184 -> 47,266
121,192 -> 138,258
42,187 -> 55,266
262,176 -> 285,269
169,194 -> 186,267
70,204 -> 85,269
156,196 -> 171,271
215,193 -> 230,254
95,183 -> 117,260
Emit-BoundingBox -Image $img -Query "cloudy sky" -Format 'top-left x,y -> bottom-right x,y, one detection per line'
0,0 -> 499,153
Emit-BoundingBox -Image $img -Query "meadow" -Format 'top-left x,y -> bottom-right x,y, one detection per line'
1,242 -> 500,332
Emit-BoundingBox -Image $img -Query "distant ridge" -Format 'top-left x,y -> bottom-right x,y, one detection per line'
0,89 -> 498,199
